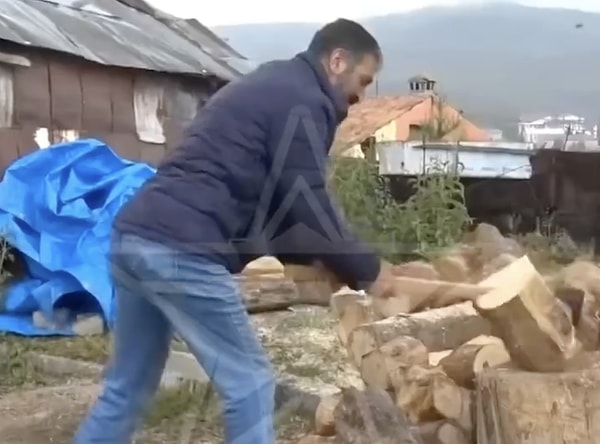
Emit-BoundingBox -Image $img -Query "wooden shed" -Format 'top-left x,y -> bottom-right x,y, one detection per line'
0,0 -> 253,170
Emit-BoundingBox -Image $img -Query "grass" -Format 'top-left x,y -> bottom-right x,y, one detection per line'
0,307 -> 338,436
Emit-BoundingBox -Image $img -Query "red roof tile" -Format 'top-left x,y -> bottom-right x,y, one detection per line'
331,95 -> 426,155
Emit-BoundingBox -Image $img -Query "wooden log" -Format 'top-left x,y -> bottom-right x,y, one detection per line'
393,277 -> 491,311
240,277 -> 303,313
432,254 -> 470,283
314,393 -> 341,436
336,299 -> 376,348
347,302 -> 492,365
284,264 -> 343,307
576,292 -> 600,350
471,223 -> 523,264
429,350 -> 452,366
392,261 -> 440,281
360,336 -> 428,390
457,387 -> 475,435
476,366 -> 600,444
371,294 -> 412,318
474,255 -> 581,372
333,387 -> 421,444
242,256 -> 283,276
439,341 -> 510,388
551,260 -> 600,307
428,336 -> 503,367
417,421 -> 470,444
330,290 -> 363,319
391,365 -> 467,425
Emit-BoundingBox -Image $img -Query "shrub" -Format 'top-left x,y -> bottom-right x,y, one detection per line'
328,156 -> 470,262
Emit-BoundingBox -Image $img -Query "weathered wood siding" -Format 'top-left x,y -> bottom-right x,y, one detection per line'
0,43 -> 217,172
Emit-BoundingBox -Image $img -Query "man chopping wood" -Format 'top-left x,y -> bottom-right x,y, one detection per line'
75,18 -> 395,444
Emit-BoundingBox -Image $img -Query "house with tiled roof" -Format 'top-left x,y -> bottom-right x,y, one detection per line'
331,75 -> 491,157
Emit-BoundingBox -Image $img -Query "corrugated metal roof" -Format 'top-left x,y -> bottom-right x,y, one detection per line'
0,0 -> 254,80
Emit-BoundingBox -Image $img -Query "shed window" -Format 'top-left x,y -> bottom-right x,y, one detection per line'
34,128 -> 79,149
133,76 -> 165,144
0,63 -> 14,128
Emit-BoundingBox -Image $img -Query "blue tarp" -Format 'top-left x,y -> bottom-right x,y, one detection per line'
0,138 -> 155,335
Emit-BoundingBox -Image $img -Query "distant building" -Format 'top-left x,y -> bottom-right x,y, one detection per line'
332,75 -> 491,158
484,128 -> 504,141
518,114 -> 588,145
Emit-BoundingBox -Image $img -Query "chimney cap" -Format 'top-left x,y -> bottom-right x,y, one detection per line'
408,73 -> 436,83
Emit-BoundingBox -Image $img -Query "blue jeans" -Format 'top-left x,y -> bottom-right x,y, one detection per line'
74,233 -> 276,444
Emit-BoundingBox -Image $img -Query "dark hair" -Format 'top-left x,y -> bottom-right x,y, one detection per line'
308,18 -> 381,62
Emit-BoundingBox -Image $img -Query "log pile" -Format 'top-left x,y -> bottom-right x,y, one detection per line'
293,224 -> 600,444
239,258 -> 343,313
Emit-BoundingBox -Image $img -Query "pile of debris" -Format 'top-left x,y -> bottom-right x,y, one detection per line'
281,224 -> 600,444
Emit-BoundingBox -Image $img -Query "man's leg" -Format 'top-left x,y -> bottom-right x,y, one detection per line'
140,255 -> 276,444
74,244 -> 173,443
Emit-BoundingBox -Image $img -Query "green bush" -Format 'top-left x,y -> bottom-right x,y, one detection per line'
328,156 -> 470,262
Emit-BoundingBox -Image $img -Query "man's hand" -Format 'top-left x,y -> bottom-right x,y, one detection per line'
367,260 -> 396,299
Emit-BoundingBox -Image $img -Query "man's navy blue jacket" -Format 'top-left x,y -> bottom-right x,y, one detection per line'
114,51 -> 381,290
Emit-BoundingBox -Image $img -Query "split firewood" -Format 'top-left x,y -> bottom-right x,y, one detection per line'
439,340 -> 510,389
456,387 -> 474,433
575,292 -> 600,350
470,222 -> 523,264
474,255 -> 581,372
393,261 -> 440,281
347,302 -> 492,366
463,334 -> 504,346
392,365 -> 465,424
242,256 -> 284,276
432,254 -> 471,283
360,336 -> 428,390
429,350 -> 452,366
417,421 -> 470,444
336,298 -> 376,347
393,277 -> 491,311
476,365 -> 600,444
428,336 -> 503,367
330,290 -> 364,319
333,387 -> 421,444
296,435 -> 335,444
314,393 -> 341,436
550,260 -> 600,306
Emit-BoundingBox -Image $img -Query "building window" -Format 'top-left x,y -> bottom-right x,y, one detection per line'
133,76 -> 165,144
34,128 -> 79,149
0,63 -> 14,128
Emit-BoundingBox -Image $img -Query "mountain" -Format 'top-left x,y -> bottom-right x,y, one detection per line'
213,3 -> 600,140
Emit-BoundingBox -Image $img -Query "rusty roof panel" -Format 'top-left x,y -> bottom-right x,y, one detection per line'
0,0 -> 254,80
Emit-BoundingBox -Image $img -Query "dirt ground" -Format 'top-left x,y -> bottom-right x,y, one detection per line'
0,306 -> 356,443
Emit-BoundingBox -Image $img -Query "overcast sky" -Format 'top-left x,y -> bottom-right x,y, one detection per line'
146,0 -> 600,26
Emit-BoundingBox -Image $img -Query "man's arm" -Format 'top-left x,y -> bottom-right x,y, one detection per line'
264,102 -> 380,291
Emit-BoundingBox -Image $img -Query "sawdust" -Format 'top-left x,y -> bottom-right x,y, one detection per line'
0,307 -> 352,443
